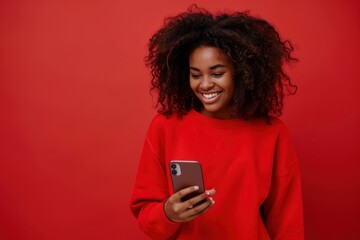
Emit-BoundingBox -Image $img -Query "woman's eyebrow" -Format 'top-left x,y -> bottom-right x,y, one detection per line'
209,64 -> 226,70
190,64 -> 227,71
190,66 -> 200,71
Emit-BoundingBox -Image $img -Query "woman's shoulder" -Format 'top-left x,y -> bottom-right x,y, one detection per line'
150,112 -> 168,124
268,116 -> 287,129
149,112 -> 181,125
144,112 -> 189,142
266,116 -> 293,138
147,112 -> 184,132
245,116 -> 290,137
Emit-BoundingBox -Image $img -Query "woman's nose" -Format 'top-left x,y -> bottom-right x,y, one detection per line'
199,76 -> 214,90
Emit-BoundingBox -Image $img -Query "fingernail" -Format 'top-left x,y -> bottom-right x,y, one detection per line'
194,186 -> 199,190
205,191 -> 211,197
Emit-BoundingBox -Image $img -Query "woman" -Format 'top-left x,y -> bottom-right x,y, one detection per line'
130,5 -> 304,240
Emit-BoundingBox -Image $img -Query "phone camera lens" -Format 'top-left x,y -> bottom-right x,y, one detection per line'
171,170 -> 177,175
171,164 -> 176,169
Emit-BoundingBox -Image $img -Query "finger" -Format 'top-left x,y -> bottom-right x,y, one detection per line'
205,188 -> 216,198
171,185 -> 200,202
182,198 -> 215,220
183,188 -> 216,209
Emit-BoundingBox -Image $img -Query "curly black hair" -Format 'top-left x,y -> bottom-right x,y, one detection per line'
146,5 -> 297,121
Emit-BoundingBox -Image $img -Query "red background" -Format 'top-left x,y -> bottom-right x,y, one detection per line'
1,0 -> 359,239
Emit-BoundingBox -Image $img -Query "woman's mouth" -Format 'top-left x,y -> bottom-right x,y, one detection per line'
202,92 -> 220,99
200,91 -> 222,103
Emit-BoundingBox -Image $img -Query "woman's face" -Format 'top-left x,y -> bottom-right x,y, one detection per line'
189,46 -> 235,119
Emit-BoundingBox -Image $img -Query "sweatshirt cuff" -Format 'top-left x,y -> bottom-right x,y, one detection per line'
146,201 -> 181,238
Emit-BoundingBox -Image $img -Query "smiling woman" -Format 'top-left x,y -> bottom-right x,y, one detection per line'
144,5 -> 297,123
189,46 -> 235,119
129,5 -> 303,240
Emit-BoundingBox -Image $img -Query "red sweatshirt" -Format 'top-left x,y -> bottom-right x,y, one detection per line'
129,110 -> 304,240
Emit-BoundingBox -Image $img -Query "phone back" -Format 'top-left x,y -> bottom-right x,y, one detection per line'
170,160 -> 205,201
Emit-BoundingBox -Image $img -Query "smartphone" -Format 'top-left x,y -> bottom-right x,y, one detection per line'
169,160 -> 205,204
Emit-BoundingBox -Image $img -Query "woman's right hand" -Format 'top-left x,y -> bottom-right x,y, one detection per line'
164,186 -> 216,223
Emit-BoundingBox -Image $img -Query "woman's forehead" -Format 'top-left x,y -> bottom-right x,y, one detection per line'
189,46 -> 231,66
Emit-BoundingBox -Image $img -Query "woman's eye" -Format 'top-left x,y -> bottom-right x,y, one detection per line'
191,74 -> 201,79
212,73 -> 224,78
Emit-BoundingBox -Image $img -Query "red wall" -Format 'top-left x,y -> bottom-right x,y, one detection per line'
0,0 -> 359,239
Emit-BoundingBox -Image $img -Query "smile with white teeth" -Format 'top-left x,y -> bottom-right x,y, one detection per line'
202,92 -> 221,99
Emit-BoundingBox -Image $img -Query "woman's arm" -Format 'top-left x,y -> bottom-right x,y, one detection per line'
261,123 -> 304,240
129,131 -> 181,239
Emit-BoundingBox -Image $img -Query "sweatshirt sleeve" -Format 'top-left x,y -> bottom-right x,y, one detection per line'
129,116 -> 180,239
261,122 -> 304,240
